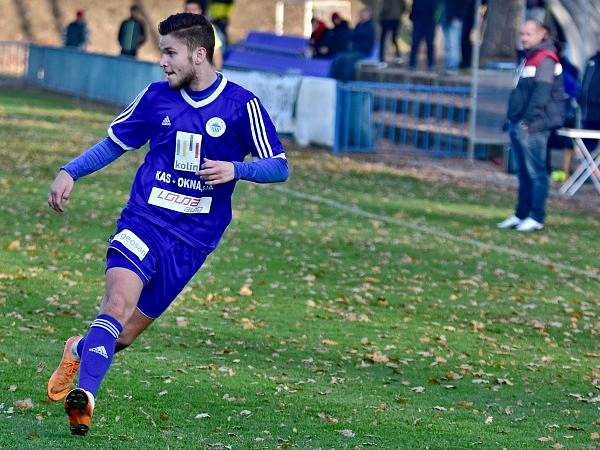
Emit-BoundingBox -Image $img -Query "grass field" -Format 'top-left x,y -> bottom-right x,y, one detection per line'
0,88 -> 599,449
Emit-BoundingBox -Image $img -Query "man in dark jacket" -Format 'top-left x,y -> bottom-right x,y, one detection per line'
498,20 -> 565,232
330,8 -> 375,81
579,42 -> 600,151
63,10 -> 89,50
118,4 -> 146,58
409,0 -> 438,70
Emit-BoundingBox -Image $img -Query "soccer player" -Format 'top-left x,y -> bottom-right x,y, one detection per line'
46,13 -> 288,435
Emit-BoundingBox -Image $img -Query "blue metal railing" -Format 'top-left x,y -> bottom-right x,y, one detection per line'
334,81 -> 474,158
25,45 -> 163,106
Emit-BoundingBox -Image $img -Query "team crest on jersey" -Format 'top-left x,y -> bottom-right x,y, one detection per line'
174,131 -> 203,172
206,117 -> 226,137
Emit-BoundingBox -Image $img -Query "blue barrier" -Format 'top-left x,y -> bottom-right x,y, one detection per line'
224,47 -> 331,77
243,32 -> 308,56
26,45 -> 163,106
334,81 -> 479,158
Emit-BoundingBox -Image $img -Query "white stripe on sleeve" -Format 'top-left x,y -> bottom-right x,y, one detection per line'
246,100 -> 266,159
111,85 -> 149,127
251,98 -> 273,158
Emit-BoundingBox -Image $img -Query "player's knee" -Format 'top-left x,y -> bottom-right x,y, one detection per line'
101,292 -> 131,323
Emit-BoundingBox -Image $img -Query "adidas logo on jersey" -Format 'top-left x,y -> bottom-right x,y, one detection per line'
89,346 -> 108,359
162,116 -> 171,126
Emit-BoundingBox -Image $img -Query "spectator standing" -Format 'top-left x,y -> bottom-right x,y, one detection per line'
118,5 -> 146,57
185,0 -> 225,69
578,36 -> 600,151
498,20 -> 565,232
379,0 -> 405,63
330,8 -> 375,81
460,0 -> 476,69
208,0 -> 235,46
547,39 -> 579,178
409,0 -> 438,70
443,0 -> 463,71
63,10 -> 89,50
526,0 -> 546,22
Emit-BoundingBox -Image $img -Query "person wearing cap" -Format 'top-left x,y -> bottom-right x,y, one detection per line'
63,10 -> 90,50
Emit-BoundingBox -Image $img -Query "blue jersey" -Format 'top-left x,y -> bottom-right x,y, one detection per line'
108,75 -> 285,252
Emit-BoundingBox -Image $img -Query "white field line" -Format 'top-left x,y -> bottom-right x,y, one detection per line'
274,186 -> 600,283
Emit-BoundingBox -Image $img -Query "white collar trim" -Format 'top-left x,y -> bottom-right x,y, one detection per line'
180,74 -> 228,108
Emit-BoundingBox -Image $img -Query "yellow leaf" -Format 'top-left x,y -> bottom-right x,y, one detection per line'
241,318 -> 255,330
6,240 -> 20,251
239,286 -> 252,296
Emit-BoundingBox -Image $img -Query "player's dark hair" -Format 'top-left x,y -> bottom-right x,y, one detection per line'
158,13 -> 214,63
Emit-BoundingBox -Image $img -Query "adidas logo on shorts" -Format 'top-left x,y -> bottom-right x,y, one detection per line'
88,346 -> 108,359
162,116 -> 171,126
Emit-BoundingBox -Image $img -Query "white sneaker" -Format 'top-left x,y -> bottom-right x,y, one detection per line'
497,215 -> 522,229
516,217 -> 544,232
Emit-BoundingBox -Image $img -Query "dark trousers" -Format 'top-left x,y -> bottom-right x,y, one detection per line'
380,19 -> 401,62
460,17 -> 474,68
409,20 -> 435,69
509,123 -> 550,223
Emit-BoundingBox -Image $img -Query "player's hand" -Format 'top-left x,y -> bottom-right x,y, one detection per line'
48,170 -> 74,213
196,159 -> 235,185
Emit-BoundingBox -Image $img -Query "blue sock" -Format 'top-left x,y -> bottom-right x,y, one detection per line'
78,314 -> 123,397
75,337 -> 85,357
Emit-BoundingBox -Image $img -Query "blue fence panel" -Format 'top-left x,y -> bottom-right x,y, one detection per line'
26,45 -> 163,106
334,81 -> 477,158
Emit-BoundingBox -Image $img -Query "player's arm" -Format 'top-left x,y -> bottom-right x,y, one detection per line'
197,96 -> 289,185
197,156 -> 288,185
48,138 -> 125,213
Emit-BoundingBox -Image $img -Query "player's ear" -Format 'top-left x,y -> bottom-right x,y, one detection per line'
192,47 -> 207,65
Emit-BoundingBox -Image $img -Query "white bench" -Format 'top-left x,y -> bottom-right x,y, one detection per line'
556,128 -> 600,196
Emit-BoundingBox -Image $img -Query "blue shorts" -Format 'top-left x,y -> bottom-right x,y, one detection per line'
106,213 -> 208,319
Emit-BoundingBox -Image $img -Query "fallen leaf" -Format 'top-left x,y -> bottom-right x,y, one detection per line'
195,413 -> 210,419
484,416 -> 493,424
339,429 -> 355,437
239,286 -> 253,296
240,410 -> 252,416
14,398 -> 34,411
591,432 -> 600,439
241,318 -> 255,330
175,316 -> 188,327
6,240 -> 20,251
366,352 -> 389,363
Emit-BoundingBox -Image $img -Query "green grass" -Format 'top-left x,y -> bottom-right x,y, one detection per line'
0,88 -> 599,449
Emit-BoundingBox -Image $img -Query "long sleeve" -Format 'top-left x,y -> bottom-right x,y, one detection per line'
61,137 -> 125,180
232,157 -> 288,183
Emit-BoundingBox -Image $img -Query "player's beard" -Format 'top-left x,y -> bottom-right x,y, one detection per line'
169,64 -> 196,89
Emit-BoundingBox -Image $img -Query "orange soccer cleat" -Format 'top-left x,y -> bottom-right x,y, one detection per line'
47,336 -> 82,401
64,388 -> 95,435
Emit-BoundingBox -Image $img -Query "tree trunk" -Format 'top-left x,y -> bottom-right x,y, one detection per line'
481,0 -> 523,60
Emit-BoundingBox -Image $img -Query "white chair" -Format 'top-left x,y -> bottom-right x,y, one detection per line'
556,128 -> 600,196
